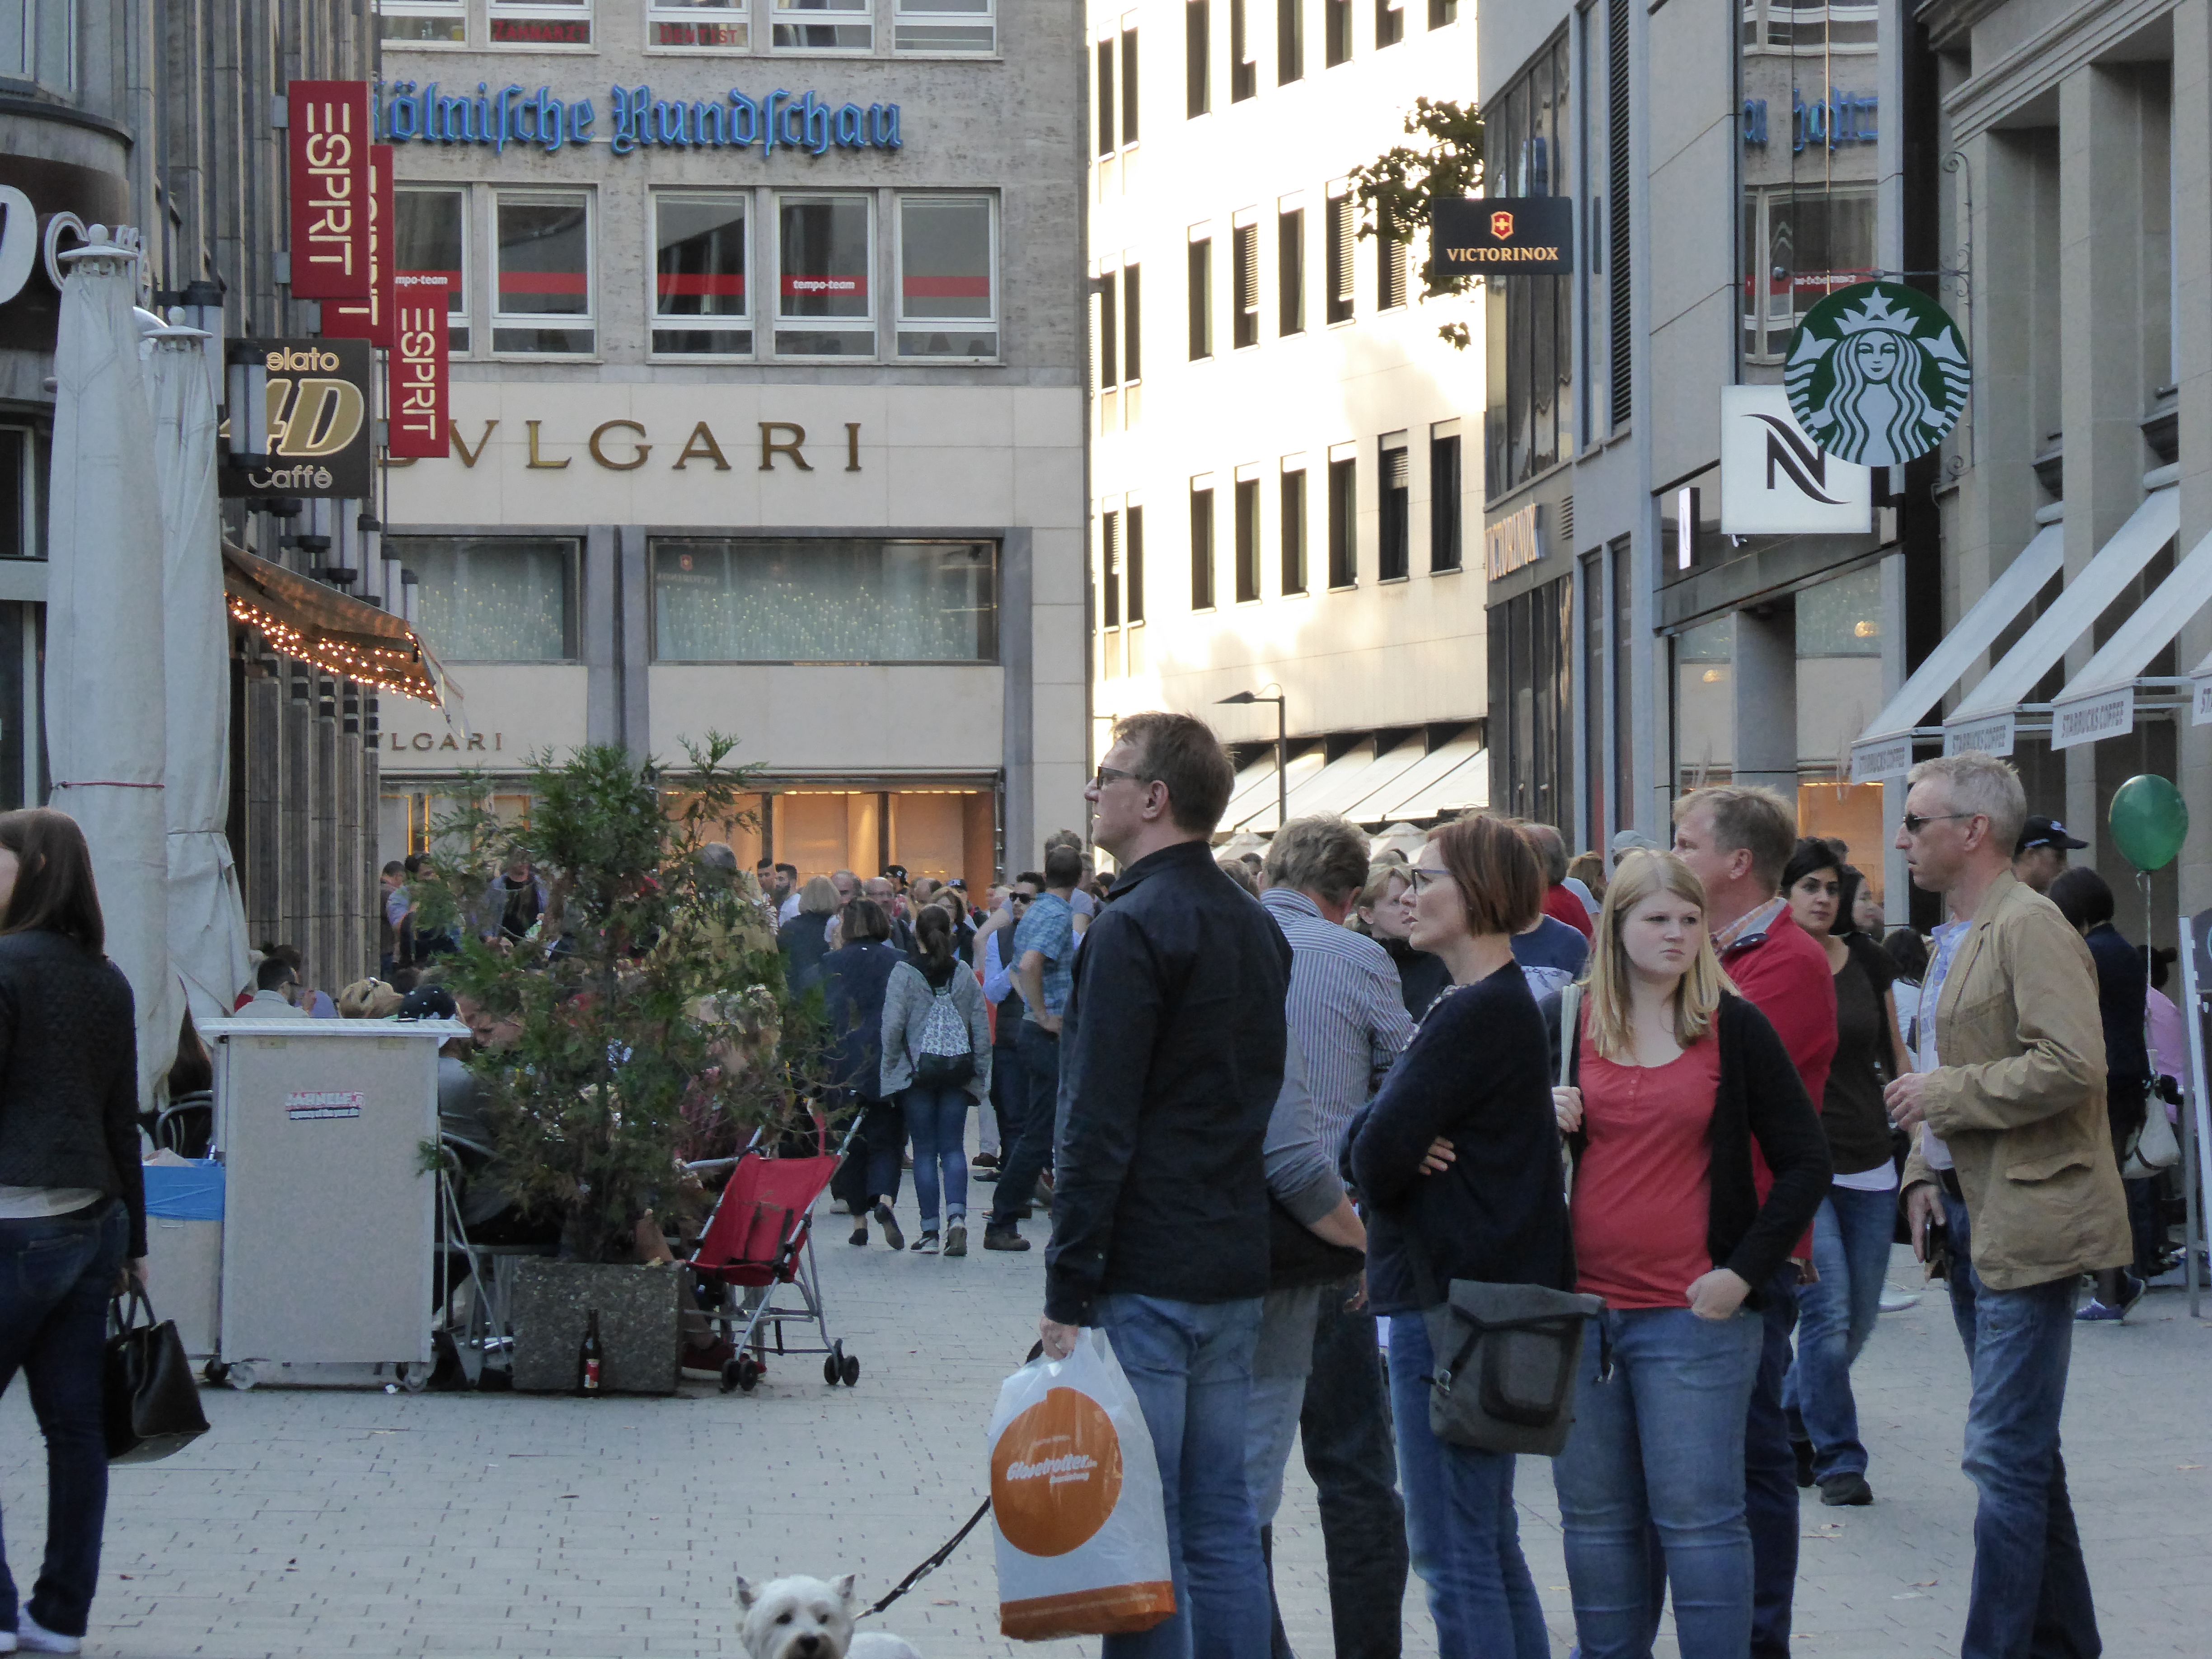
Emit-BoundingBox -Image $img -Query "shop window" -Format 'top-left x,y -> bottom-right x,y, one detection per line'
1429,428 -> 1462,571
1187,235 -> 1213,359
1795,564 -> 1884,774
1276,0 -> 1302,83
651,539 -> 997,662
653,192 -> 750,356
1186,0 -> 1209,117
897,194 -> 997,359
1378,435 -> 1409,580
895,0 -> 993,52
1376,0 -> 1404,49
1190,483 -> 1215,609
1324,0 -> 1351,66
1325,192 -> 1354,323
777,194 -> 874,357
379,0 -> 465,44
1673,614 -> 1736,790
0,426 -> 49,561
1327,455 -> 1356,586
493,191 -> 593,355
389,537 -> 580,662
1280,467 -> 1307,594
1278,208 -> 1303,335
1234,478 -> 1261,602
649,0 -> 749,48
1483,31 -> 1573,497
489,0 -> 591,46
395,187 -> 470,353
773,0 -> 872,52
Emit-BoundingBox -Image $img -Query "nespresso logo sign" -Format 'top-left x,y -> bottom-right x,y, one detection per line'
387,417 -> 865,474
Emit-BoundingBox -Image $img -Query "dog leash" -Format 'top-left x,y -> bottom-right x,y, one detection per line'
859,1496 -> 993,1618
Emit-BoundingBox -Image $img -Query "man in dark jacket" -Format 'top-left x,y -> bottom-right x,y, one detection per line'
1039,710 -> 1292,1659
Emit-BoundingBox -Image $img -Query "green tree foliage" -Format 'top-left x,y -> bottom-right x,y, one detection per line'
1348,97 -> 1485,350
420,738 -> 824,1261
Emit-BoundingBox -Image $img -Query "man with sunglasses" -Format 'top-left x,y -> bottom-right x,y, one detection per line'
982,848 -> 1083,1250
974,876 -> 1041,1179
1887,754 -> 2125,1659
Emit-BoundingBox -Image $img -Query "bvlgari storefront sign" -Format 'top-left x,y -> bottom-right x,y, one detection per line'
389,416 -> 867,474
219,339 -> 375,499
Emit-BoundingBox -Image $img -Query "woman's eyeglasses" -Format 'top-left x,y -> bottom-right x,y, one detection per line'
1406,866 -> 1453,894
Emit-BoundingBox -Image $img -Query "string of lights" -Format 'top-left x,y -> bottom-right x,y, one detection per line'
225,591 -> 441,706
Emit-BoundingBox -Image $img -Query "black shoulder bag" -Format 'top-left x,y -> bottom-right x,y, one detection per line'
104,1289 -> 211,1464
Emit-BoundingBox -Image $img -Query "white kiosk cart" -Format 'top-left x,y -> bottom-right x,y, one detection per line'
202,1016 -> 469,1388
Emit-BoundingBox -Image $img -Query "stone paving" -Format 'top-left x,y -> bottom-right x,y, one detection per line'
9,1220 -> 2212,1657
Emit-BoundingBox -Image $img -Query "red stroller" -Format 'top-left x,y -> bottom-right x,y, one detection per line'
685,1125 -> 858,1394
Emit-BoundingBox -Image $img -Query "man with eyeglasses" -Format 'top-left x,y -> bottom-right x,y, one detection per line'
1887,753 -> 2125,1659
974,876 -> 1041,1179
1038,711 -> 1293,1658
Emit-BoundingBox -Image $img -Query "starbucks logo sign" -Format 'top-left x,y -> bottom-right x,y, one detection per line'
1784,281 -> 1969,468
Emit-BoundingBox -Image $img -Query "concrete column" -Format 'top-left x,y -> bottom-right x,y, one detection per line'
243,661 -> 281,942
1001,526 -> 1034,879
1731,602 -> 1798,800
618,526 -> 651,758
2173,1 -> 2212,924
280,664 -> 311,951
584,526 -> 620,748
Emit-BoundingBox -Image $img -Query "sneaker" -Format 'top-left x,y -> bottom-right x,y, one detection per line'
1818,1471 -> 1873,1507
972,1151 -> 1002,1172
848,1224 -> 868,1247
2118,1270 -> 2147,1317
16,1616 -> 81,1655
1792,1439 -> 1815,1490
911,1231 -> 940,1254
1878,1284 -> 1921,1312
944,1221 -> 968,1257
873,1203 -> 905,1251
2075,1297 -> 2124,1322
984,1226 -> 1031,1252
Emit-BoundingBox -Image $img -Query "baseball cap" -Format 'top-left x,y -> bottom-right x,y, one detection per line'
398,985 -> 459,1021
1608,828 -> 1663,867
2016,815 -> 2087,854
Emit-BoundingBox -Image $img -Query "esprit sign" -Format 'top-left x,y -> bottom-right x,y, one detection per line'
321,145 -> 394,347
288,81 -> 372,300
1718,385 -> 1871,535
219,339 -> 375,499
1433,197 -> 1574,275
378,81 -> 904,158
389,276 -> 450,459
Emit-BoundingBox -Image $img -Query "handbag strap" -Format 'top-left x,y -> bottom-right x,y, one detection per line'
1556,984 -> 1582,1087
108,1285 -> 155,1334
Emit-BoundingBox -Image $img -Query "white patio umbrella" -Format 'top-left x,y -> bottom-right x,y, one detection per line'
145,315 -> 252,1026
45,227 -> 181,1106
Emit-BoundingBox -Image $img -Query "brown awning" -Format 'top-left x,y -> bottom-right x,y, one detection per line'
222,543 -> 441,706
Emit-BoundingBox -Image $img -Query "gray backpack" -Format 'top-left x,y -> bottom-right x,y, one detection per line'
914,979 -> 976,1086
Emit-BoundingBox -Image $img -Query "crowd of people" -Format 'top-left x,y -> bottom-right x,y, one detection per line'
778,716 -> 2152,1659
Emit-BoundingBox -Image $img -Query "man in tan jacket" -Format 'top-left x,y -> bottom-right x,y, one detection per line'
1887,752 -> 2129,1659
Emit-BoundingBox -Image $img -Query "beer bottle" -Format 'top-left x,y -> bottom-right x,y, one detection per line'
578,1308 -> 604,1395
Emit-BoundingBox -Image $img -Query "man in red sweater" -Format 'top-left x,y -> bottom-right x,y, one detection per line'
1525,820 -> 1595,939
1673,786 -> 1837,1659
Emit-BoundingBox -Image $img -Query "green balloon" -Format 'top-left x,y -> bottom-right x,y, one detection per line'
2108,775 -> 2189,872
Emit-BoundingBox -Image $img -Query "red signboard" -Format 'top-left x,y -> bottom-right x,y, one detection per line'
322,144 -> 394,345
388,276 -> 449,459
288,81 -> 372,300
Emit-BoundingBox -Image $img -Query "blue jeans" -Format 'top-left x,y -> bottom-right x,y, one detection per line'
1,1199 -> 130,1640
1387,1314 -> 1548,1659
1094,1293 -> 1270,1659
1552,1305 -> 1763,1659
1784,1186 -> 1896,1481
1299,1279 -> 1410,1659
988,1022 -> 1059,1231
1939,1192 -> 2101,1659
1745,1270 -> 1800,1659
897,1082 -> 970,1229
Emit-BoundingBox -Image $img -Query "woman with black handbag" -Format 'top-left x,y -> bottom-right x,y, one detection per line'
1547,850 -> 1829,1659
0,808 -> 145,1655
1345,813 -> 1573,1659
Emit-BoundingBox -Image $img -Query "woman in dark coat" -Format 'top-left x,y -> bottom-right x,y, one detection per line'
819,896 -> 909,1247
0,808 -> 144,1653
776,875 -> 839,997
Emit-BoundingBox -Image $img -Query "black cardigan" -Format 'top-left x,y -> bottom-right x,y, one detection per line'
1345,962 -> 1574,1315
0,930 -> 145,1256
1565,990 -> 1832,1301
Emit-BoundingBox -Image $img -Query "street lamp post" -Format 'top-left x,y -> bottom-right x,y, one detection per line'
1217,689 -> 1287,830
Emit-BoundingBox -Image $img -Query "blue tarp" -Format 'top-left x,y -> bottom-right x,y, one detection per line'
144,1159 -> 224,1221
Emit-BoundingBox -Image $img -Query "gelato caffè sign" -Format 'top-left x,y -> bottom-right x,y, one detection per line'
377,82 -> 903,157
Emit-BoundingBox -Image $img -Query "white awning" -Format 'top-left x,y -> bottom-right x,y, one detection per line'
1848,525 -> 2064,781
2191,646 -> 2212,727
1286,738 -> 1429,822
1943,486 -> 2180,756
1352,734 -> 1489,822
1224,745 -> 1328,832
1217,751 -> 1282,829
2049,525 -> 2212,748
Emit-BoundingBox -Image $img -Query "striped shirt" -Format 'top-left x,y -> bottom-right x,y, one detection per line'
1260,886 -> 1418,1161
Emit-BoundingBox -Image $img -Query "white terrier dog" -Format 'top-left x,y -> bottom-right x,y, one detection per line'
735,1574 -> 921,1659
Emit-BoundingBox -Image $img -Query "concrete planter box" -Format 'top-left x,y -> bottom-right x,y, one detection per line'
509,1260 -> 680,1395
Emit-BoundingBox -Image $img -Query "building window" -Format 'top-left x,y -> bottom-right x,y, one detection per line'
1378,211 -> 1407,310
1122,25 -> 1140,141
389,537 -> 579,661
1324,0 -> 1351,66
1429,428 -> 1462,571
1376,0 -> 1404,48
1232,221 -> 1259,349
0,603 -> 46,809
0,426 -> 49,561
1122,265 -> 1143,380
1126,505 -> 1146,621
1190,483 -> 1215,609
1327,455 -> 1356,586
777,193 -> 874,358
493,191 -> 593,355
1428,0 -> 1456,25
1234,478 -> 1261,601
1277,0 -> 1302,82
1378,436 -> 1409,579
653,192 -> 749,356
1186,0 -> 1209,117
1490,575 -> 1574,824
1097,278 -> 1119,393
1278,208 -> 1304,335
1279,468 -> 1307,594
1188,235 -> 1213,359
1230,0 -> 1256,100
489,0 -> 591,47
1101,510 -> 1121,628
653,539 -> 997,662
648,0 -> 748,47
773,0 -> 872,52
1097,37 -> 1116,154
895,0 -> 993,53
1325,192 -> 1354,323
379,0 -> 465,44
1484,30 -> 1573,497
1740,185 -> 1877,363
898,194 -> 996,359
396,187 -> 469,353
